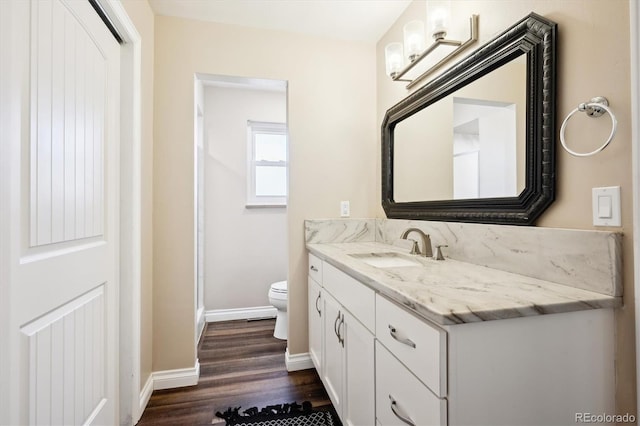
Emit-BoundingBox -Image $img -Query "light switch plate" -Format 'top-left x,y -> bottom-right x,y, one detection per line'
340,201 -> 350,217
592,186 -> 621,226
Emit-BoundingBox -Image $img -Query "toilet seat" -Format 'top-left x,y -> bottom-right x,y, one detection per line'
270,280 -> 287,294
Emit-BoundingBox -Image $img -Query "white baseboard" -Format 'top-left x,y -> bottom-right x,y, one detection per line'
152,359 -> 201,391
196,306 -> 205,341
205,306 -> 277,322
285,348 -> 314,372
136,361 -> 200,419
138,373 -> 154,421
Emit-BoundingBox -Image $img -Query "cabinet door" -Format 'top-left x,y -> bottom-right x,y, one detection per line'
308,277 -> 323,374
343,311 -> 375,426
322,291 -> 344,418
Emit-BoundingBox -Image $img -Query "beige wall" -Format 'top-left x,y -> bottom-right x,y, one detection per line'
377,0 -> 635,416
153,16 -> 377,369
120,0 -> 154,395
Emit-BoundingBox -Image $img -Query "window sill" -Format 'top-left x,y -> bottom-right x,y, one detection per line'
245,203 -> 287,209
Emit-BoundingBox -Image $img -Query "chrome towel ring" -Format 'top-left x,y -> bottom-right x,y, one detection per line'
559,96 -> 617,157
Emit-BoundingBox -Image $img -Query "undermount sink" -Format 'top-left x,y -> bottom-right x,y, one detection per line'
349,252 -> 422,268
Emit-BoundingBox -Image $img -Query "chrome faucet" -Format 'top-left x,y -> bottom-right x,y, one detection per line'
400,228 -> 433,258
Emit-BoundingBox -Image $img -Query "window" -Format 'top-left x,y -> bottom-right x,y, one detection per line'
247,121 -> 288,206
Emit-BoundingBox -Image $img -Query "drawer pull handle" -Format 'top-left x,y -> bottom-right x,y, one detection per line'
389,394 -> 416,426
310,265 -> 319,272
338,314 -> 345,348
388,325 -> 416,348
315,293 -> 322,317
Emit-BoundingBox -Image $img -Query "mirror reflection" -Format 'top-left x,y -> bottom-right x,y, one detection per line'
393,54 -> 526,202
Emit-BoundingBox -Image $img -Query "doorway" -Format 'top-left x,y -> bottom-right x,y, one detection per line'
452,97 -> 518,199
631,0 -> 640,414
194,74 -> 289,338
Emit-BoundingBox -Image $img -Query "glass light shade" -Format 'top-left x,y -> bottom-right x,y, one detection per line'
385,42 -> 404,77
430,8 -> 449,39
403,20 -> 425,62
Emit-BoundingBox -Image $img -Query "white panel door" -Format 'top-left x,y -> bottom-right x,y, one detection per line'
1,0 -> 120,424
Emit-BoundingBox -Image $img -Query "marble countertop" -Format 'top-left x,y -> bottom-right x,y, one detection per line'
306,241 -> 622,326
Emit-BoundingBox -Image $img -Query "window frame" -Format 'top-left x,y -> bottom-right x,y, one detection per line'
246,120 -> 288,207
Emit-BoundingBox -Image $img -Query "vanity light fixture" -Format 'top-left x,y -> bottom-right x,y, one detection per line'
403,20 -> 426,62
384,42 -> 404,78
385,12 -> 479,89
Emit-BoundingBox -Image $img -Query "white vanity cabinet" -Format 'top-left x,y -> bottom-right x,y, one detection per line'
375,294 -> 615,426
307,251 -> 615,426
308,254 -> 375,426
444,307 -> 615,426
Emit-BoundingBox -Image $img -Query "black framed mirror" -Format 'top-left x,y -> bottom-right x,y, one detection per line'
382,13 -> 557,225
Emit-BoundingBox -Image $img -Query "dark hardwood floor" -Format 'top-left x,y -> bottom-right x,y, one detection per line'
137,319 -> 333,425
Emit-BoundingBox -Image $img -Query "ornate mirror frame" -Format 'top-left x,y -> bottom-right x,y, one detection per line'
382,13 -> 557,225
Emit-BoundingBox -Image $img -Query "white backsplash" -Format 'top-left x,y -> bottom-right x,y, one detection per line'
305,218 -> 622,297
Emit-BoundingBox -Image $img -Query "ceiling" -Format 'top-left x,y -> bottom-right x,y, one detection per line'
147,0 -> 412,43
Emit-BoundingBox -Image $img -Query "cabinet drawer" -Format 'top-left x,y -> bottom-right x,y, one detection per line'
323,262 -> 375,332
376,342 -> 446,426
308,253 -> 323,283
376,295 -> 447,397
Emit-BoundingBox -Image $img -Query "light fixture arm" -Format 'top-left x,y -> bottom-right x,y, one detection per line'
392,14 -> 479,89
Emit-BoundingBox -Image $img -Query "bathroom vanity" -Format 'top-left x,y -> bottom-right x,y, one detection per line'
305,219 -> 622,426
304,12 -> 622,425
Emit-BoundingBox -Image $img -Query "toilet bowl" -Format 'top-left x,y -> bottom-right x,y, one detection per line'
268,280 -> 288,340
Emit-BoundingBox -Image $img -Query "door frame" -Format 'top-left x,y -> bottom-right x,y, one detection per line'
91,1 -> 144,424
631,0 -> 640,415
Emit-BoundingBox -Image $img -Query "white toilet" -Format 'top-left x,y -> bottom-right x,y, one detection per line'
268,280 -> 288,340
